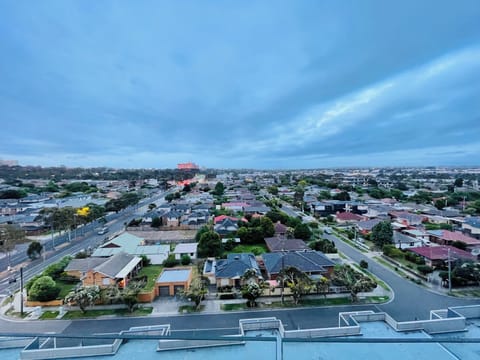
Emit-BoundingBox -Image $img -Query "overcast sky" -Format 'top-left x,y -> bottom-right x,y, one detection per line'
1,1 -> 479,169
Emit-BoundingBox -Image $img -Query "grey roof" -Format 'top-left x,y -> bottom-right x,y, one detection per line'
356,219 -> 382,231
393,232 -> 419,244
262,251 -> 335,275
173,243 -> 198,254
264,237 -> 309,252
157,268 -> 191,283
65,258 -> 107,273
94,252 -> 141,278
215,253 -> 261,279
465,217 -> 480,228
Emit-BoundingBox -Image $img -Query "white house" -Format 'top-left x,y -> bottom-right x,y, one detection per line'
173,243 -> 198,260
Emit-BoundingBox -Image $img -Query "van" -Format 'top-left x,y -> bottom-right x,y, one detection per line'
324,227 -> 332,234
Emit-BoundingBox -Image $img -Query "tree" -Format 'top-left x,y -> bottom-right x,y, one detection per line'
0,224 -> 26,267
180,254 -> 191,265
332,265 -> 377,302
333,191 -> 351,201
309,239 -> 337,253
122,281 -> 144,312
294,223 -> 312,241
277,266 -> 314,305
213,182 -> 225,196
198,231 -> 223,257
267,185 -> 279,195
148,203 -> 157,211
27,241 -> 43,260
454,178 -> 463,187
240,268 -> 266,307
65,285 -> 100,313
315,276 -> 330,299
177,276 -> 208,310
163,254 -> 179,267
260,216 -> 275,238
371,221 -> 393,248
151,216 -> 162,228
29,276 -> 61,302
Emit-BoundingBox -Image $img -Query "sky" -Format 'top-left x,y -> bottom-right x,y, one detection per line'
0,1 -> 480,170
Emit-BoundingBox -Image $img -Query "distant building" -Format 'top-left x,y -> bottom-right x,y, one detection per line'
0,159 -> 18,166
177,162 -> 199,170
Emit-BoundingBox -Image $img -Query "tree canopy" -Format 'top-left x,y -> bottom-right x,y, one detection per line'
332,264 -> 377,302
371,221 -> 393,248
198,230 -> 223,257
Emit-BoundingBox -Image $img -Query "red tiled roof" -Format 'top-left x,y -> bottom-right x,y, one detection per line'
335,212 -> 364,221
431,230 -> 480,245
409,246 -> 476,261
214,215 -> 247,224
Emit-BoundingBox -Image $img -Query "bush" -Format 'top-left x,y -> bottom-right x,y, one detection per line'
181,255 -> 191,265
28,276 -> 60,301
140,255 -> 151,266
26,274 -> 42,293
218,293 -> 236,299
57,272 -> 80,284
163,255 -> 178,268
43,257 -> 72,280
417,265 -> 434,275
359,260 -> 369,269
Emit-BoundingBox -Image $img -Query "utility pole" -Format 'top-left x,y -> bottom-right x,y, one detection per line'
20,267 -> 24,317
447,247 -> 452,293
281,250 -> 285,304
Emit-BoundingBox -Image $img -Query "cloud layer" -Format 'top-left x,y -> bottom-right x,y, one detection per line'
0,1 -> 479,168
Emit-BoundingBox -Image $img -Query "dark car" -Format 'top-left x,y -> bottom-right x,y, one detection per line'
8,277 -> 16,284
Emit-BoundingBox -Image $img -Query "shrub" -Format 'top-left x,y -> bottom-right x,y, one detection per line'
218,293 -> 236,300
417,265 -> 434,275
181,255 -> 191,265
359,260 -> 369,269
163,254 -> 178,268
28,276 -> 60,302
43,257 -> 72,280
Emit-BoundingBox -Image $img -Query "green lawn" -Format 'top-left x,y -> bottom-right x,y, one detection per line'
57,280 -> 79,299
62,307 -> 153,319
138,265 -> 163,291
221,303 -> 247,311
39,311 -> 59,319
230,244 -> 267,255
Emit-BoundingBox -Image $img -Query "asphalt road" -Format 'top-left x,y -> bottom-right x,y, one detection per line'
324,233 -> 479,320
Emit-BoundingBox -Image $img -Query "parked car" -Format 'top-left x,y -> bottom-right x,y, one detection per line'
97,226 -> 109,235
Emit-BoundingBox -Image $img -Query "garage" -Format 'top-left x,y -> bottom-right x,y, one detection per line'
155,268 -> 193,297
158,286 -> 170,297
173,285 -> 184,294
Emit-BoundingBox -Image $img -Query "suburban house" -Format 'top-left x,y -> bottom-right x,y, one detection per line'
400,229 -> 430,243
214,253 -> 261,288
64,257 -> 106,279
262,251 -> 336,281
91,232 -> 169,264
156,267 -> 193,297
408,246 -> 477,267
81,252 -> 142,288
463,217 -> 480,239
356,219 -> 383,235
221,202 -> 249,212
173,243 -> 198,261
214,215 -> 246,224
264,237 -> 309,252
393,231 -> 425,249
244,205 -> 271,215
427,230 -> 480,251
335,211 -> 365,224
389,211 -> 424,226
214,217 -> 239,237
274,221 -> 288,238
311,200 -> 368,217
162,210 -> 183,227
